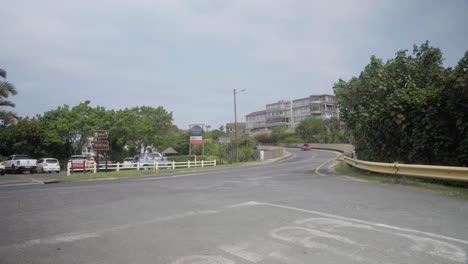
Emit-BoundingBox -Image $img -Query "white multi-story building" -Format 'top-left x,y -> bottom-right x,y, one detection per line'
245,110 -> 267,133
245,94 -> 338,133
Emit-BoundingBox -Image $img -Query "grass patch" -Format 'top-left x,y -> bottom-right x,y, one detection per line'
335,161 -> 468,199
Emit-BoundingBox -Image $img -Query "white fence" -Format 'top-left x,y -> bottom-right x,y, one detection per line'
67,160 -> 217,176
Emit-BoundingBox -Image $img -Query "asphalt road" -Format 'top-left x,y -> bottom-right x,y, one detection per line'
1,149 -> 467,264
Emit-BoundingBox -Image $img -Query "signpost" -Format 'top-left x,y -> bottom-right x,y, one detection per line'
91,141 -> 110,151
189,124 -> 205,155
93,130 -> 109,172
190,136 -> 203,145
218,137 -> 231,163
94,130 -> 109,138
218,137 -> 230,144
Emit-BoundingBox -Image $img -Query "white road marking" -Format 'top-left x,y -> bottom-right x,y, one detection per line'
398,233 -> 466,262
296,218 -> 373,231
0,182 -> 41,187
270,226 -> 356,246
219,242 -> 264,263
219,239 -> 290,264
243,201 -> 468,246
171,255 -> 235,264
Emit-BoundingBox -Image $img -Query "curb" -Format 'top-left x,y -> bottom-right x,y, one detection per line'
32,179 -> 62,184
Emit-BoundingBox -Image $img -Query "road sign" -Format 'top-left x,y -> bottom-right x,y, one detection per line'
218,137 -> 230,144
190,136 -> 203,145
190,125 -> 203,136
94,130 -> 109,139
92,141 -> 110,151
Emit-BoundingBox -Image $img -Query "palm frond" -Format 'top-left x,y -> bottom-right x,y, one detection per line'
0,110 -> 18,124
0,81 -> 17,96
0,99 -> 16,107
0,69 -> 6,79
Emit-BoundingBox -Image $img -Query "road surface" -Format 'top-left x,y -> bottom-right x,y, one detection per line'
1,149 -> 467,263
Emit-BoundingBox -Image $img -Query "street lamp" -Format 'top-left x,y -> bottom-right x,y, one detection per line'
233,88 -> 246,162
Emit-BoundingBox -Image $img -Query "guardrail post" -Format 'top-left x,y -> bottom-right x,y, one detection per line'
116,162 -> 120,172
214,160 -> 217,166
67,162 -> 71,176
156,162 -> 159,170
188,160 -> 191,168
172,161 -> 175,170
93,163 -> 97,173
202,160 -> 204,168
137,162 -> 140,170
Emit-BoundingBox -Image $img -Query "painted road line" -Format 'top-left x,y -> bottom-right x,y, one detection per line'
0,182 -> 42,188
247,201 -> 468,246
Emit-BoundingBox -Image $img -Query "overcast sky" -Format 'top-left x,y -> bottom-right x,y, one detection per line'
1,0 -> 467,129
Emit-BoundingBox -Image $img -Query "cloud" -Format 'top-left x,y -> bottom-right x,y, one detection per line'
1,0 -> 467,128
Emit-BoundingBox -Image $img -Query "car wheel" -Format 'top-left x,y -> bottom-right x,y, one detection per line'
30,169 -> 36,174
0,170 -> 4,176
56,171 -> 60,173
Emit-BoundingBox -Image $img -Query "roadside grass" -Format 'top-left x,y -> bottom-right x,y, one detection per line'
335,161 -> 468,199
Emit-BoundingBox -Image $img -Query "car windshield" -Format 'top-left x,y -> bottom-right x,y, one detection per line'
46,159 -> 58,163
15,156 -> 31,160
124,158 -> 134,162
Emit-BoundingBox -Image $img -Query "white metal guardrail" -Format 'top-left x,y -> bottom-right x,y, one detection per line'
67,160 -> 217,176
342,156 -> 468,182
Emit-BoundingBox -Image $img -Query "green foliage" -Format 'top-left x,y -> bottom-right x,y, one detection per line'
296,118 -> 324,142
334,42 -> 468,166
0,68 -> 18,124
271,125 -> 288,142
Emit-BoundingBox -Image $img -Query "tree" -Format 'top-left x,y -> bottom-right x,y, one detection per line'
334,42 -> 468,166
295,118 -> 324,143
0,68 -> 18,124
13,117 -> 46,157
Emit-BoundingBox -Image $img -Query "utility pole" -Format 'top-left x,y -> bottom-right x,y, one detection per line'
233,88 -> 246,162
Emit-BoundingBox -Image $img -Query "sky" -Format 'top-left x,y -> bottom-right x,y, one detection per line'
1,0 -> 467,129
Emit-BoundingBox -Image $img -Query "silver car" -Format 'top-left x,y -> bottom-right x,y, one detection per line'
134,153 -> 172,169
0,161 -> 5,175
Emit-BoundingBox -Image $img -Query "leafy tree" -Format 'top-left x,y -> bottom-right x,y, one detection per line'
0,68 -> 18,124
296,118 -> 325,143
13,117 -> 46,157
334,42 -> 468,166
271,124 -> 288,142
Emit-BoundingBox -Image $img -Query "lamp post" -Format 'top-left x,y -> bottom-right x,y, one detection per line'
233,88 -> 246,162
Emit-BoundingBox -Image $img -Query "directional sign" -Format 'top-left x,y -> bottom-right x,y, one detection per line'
94,130 -> 109,139
92,141 -> 110,151
218,137 -> 231,144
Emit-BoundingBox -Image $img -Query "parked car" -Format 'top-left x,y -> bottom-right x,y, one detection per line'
69,155 -> 87,171
37,158 -> 60,173
302,144 -> 313,151
4,154 -> 37,174
134,153 -> 172,169
122,157 -> 136,168
0,162 -> 5,175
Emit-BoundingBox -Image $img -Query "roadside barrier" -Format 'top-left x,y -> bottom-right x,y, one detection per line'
342,156 -> 468,182
67,160 -> 217,176
284,143 -> 468,182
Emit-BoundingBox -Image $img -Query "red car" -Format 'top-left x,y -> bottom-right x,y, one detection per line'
302,144 -> 312,151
